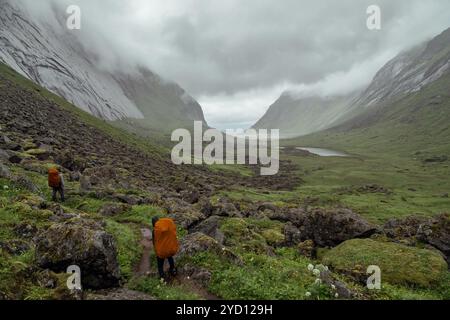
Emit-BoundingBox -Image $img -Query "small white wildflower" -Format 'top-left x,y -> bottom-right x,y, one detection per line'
305,292 -> 312,298
222,247 -> 226,251
187,276 -> 191,280
312,269 -> 321,277
335,293 -> 339,298
315,278 -> 322,285
331,284 -> 336,290
3,185 -> 8,190
325,266 -> 329,271
307,264 -> 314,271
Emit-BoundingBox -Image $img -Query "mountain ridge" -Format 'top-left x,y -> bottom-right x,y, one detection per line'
254,27 -> 450,139
0,0 -> 207,133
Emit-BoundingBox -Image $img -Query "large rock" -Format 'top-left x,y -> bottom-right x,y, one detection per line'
176,232 -> 242,265
0,163 -> 11,179
0,148 -> 10,162
323,239 -> 448,287
212,198 -> 242,218
267,207 -> 306,225
383,215 -> 431,240
34,219 -> 121,289
189,216 -> 225,245
417,213 -> 450,264
99,203 -> 131,217
164,197 -> 206,229
296,208 -> 377,247
383,214 -> 450,264
283,222 -> 303,246
8,154 -> 23,164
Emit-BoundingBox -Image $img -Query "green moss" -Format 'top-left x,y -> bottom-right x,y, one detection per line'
220,218 -> 269,253
25,149 -> 48,156
323,239 -> 448,288
128,277 -> 201,300
64,197 -> 106,214
23,286 -> 54,300
105,220 -> 141,280
113,205 -> 162,226
190,251 -> 317,300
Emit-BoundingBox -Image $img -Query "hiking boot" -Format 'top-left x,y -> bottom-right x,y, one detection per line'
169,268 -> 178,277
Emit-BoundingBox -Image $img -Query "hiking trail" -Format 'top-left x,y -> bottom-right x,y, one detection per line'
136,227 -> 220,300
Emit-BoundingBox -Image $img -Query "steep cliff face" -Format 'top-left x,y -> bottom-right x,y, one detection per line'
355,28 -> 450,108
0,0 -> 207,131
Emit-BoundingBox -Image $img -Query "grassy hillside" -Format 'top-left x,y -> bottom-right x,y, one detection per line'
285,71 -> 450,157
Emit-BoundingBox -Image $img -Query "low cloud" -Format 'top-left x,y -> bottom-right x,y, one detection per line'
19,0 -> 450,129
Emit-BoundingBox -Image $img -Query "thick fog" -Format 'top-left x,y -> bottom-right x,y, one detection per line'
18,0 -> 450,129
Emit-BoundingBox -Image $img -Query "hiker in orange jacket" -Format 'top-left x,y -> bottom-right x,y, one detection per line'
152,216 -> 178,280
48,167 -> 65,202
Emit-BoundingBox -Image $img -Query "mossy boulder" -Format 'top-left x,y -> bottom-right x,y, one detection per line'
417,213 -> 450,265
176,232 -> 242,265
189,216 -> 225,244
298,208 -> 378,247
220,218 -> 269,254
261,228 -> 285,247
34,219 -> 121,289
322,239 -> 448,287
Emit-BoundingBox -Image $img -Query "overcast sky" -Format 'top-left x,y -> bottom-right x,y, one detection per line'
23,0 -> 450,129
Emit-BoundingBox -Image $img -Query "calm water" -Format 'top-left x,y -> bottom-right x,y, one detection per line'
296,147 -> 349,157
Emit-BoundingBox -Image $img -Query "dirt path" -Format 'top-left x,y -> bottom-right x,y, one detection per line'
135,227 -> 221,300
136,228 -> 154,276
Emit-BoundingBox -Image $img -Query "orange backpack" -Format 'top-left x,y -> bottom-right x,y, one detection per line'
154,218 -> 179,259
48,168 -> 61,188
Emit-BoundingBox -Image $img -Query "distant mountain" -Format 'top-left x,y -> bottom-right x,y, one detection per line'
253,92 -> 359,138
286,28 -> 450,157
0,0 -> 207,133
355,28 -> 450,108
254,28 -> 450,139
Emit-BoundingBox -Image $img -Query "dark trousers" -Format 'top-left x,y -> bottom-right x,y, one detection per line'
157,257 -> 175,278
52,187 -> 65,202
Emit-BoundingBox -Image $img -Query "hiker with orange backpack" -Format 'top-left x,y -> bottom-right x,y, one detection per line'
48,167 -> 65,202
152,216 -> 179,280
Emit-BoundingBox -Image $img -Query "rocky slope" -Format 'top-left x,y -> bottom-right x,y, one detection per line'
0,0 -> 207,132
355,27 -> 450,108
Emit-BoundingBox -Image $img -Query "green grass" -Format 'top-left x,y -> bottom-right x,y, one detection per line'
209,164 -> 254,177
127,276 -> 201,300
188,250 -> 318,300
105,220 -> 142,280
113,205 -> 163,226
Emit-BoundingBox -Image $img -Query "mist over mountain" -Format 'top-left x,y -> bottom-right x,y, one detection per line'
0,0 -> 207,132
255,28 -> 450,138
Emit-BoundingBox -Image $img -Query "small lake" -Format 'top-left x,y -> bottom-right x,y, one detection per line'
296,147 -> 349,157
